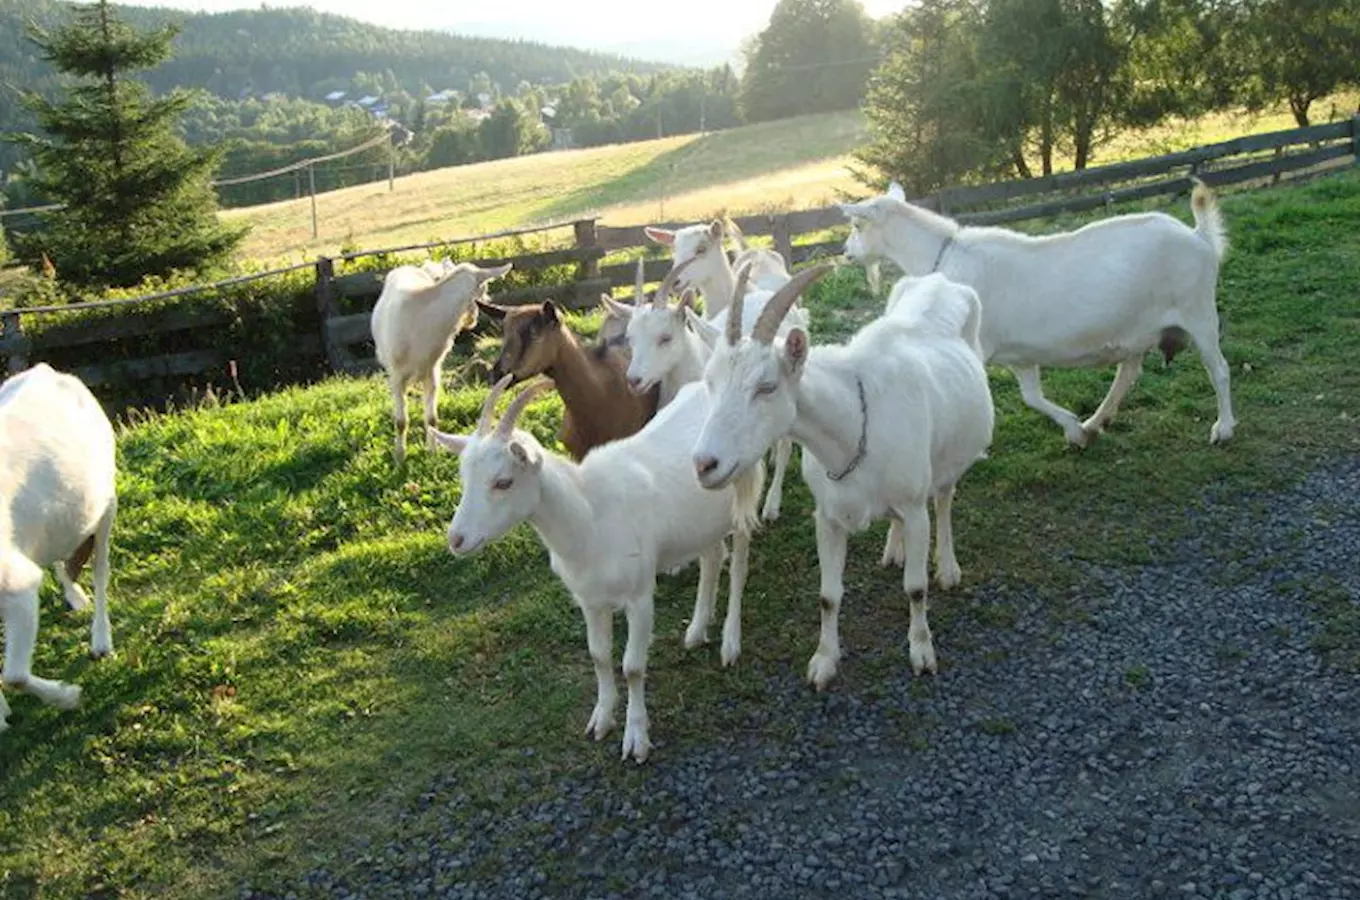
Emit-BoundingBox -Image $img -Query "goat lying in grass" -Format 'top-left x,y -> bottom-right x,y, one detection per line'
477,261 -> 658,461
645,218 -> 789,319
840,179 -> 1234,446
691,268 -> 995,689
605,259 -> 810,521
371,259 -> 513,465
432,374 -> 764,762
1,364 -> 118,733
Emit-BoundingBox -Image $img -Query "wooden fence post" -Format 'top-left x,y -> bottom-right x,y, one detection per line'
771,214 -> 794,269
1,310 -> 30,376
1353,115 -> 1360,166
314,256 -> 346,372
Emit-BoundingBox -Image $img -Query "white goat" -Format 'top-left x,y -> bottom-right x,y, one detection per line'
645,219 -> 790,319
840,179 -> 1234,446
605,258 -> 808,521
690,267 -> 995,690
1,364 -> 117,733
431,375 -> 764,763
371,259 -> 513,465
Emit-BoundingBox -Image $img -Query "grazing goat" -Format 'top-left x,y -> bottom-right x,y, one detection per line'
431,375 -> 764,762
477,262 -> 659,461
691,268 -> 995,689
840,179 -> 1234,446
371,259 -> 513,465
1,364 -> 118,733
605,260 -> 808,521
645,219 -> 789,319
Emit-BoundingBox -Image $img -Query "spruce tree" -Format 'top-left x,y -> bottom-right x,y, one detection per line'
9,0 -> 245,289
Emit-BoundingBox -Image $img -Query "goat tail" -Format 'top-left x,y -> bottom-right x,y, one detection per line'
1190,178 -> 1228,261
730,458 -> 766,537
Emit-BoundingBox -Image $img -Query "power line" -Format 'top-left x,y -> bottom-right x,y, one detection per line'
0,127 -> 396,219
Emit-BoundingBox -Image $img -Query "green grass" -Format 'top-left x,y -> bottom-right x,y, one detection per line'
2,168 -> 1359,898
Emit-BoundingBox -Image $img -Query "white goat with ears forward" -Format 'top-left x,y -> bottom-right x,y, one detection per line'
603,258 -> 804,521
691,267 -> 995,690
645,219 -> 790,319
2,364 -> 118,734
841,179 -> 1234,446
430,373 -> 764,763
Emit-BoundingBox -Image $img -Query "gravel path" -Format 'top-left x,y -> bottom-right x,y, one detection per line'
250,458 -> 1360,900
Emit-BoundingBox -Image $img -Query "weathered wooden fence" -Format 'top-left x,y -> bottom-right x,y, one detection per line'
2,115 -> 1356,410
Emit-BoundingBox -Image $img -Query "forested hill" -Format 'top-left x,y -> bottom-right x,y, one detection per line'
0,0 -> 670,104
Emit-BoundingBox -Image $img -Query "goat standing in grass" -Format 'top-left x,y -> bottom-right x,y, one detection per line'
372,259 -> 513,465
645,219 -> 790,319
841,179 -> 1234,446
1,364 -> 117,733
431,374 -> 764,762
477,260 -> 659,461
691,267 -> 995,689
605,260 -> 809,521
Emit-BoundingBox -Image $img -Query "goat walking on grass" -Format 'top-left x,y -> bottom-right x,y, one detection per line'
1,364 -> 118,734
691,266 -> 995,690
371,259 -> 513,466
841,179 -> 1234,446
432,375 -> 764,763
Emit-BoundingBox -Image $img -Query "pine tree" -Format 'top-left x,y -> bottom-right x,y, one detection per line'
8,0 -> 245,289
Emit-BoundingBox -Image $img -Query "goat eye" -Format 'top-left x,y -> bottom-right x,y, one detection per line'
492,478 -> 514,491
755,382 -> 777,396
658,335 -> 672,346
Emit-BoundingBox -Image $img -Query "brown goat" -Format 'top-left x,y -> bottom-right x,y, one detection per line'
475,298 -> 659,461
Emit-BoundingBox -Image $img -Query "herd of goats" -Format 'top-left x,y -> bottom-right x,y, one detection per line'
0,179 -> 1236,763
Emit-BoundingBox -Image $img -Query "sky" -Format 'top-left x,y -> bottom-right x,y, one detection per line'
116,0 -> 909,66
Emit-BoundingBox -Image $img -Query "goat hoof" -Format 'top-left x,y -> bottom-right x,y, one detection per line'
721,637 -> 741,667
620,721 -> 651,763
1210,421 -> 1234,444
806,653 -> 839,691
585,706 -> 615,741
52,683 -> 82,711
936,562 -> 962,591
910,641 -> 938,676
683,624 -> 708,650
89,645 -> 113,661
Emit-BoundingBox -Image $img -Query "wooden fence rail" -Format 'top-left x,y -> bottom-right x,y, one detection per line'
1,115 -> 1355,408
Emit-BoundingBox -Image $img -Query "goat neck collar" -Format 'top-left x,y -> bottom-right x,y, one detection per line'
825,376 -> 869,482
930,233 -> 955,273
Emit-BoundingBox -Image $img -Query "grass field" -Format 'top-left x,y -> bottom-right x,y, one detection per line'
222,92 -> 1359,264
1,169 -> 1358,899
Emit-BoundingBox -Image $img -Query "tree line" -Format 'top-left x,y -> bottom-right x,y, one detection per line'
857,0 -> 1360,194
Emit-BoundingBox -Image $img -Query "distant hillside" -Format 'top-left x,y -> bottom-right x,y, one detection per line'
0,1 -> 670,103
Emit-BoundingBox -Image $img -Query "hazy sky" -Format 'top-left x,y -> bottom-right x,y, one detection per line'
117,1 -> 909,64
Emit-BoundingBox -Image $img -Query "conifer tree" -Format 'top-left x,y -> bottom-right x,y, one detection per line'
9,0 -> 245,288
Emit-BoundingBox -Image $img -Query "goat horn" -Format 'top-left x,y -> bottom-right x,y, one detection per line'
478,373 -> 515,434
634,257 -> 647,304
653,255 -> 697,308
497,378 -> 554,437
751,263 -> 834,344
724,216 -> 747,251
726,261 -> 753,346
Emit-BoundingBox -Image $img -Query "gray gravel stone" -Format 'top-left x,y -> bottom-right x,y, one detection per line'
243,460 -> 1360,900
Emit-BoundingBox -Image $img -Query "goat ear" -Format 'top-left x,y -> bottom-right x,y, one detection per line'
782,328 -> 809,377
839,201 -> 870,221
707,220 -> 724,241
685,308 -> 720,350
477,262 -> 513,283
887,181 -> 907,201
429,428 -> 469,454
675,288 -> 697,314
644,226 -> 675,247
508,440 -> 542,471
600,294 -> 633,319
477,299 -> 508,321
540,300 -> 561,323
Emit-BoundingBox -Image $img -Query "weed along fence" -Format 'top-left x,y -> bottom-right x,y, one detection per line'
1,116 -> 1356,412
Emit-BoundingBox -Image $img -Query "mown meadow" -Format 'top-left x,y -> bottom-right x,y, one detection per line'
0,169 -> 1357,899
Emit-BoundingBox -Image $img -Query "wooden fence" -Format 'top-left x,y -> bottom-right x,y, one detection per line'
2,115 -> 1356,410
